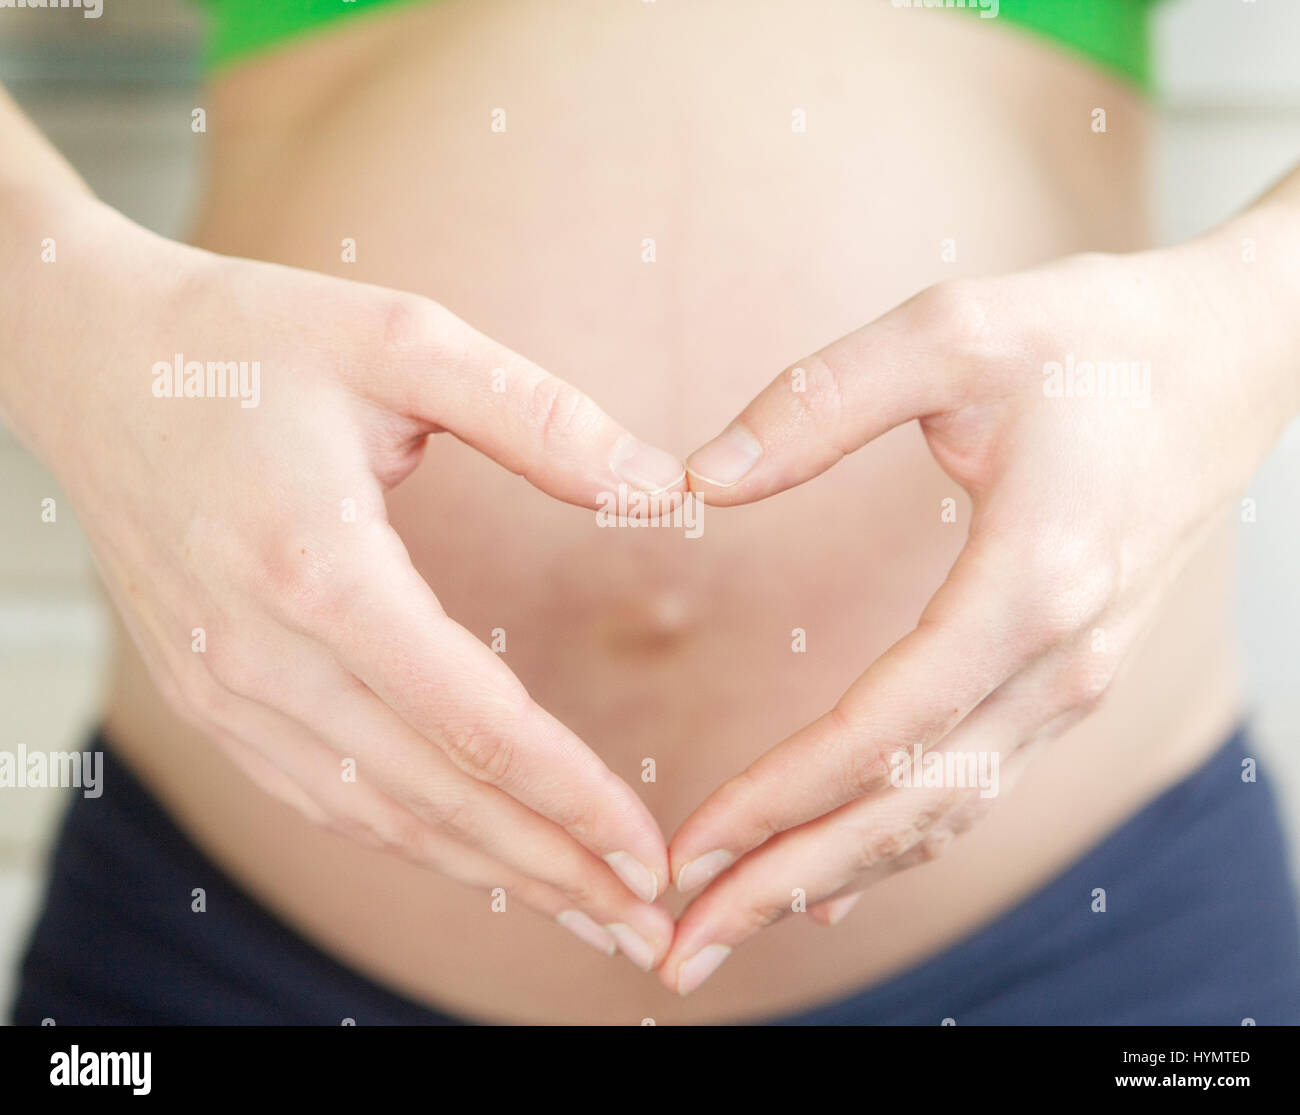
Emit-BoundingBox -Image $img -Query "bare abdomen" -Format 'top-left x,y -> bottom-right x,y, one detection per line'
103,0 -> 1240,1022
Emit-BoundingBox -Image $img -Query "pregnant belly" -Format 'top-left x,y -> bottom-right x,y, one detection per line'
104,0 -> 1241,1022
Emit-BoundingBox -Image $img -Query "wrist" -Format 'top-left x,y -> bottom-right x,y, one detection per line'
1180,202 -> 1300,435
0,193 -> 171,465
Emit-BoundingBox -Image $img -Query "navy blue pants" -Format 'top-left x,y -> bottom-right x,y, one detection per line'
10,725 -> 1300,1024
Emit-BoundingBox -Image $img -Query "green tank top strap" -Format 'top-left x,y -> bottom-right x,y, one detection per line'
198,0 -> 1159,91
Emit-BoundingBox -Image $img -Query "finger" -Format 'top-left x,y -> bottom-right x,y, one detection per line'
663,740 -> 1007,995
807,747 -> 1035,925
669,463 -> 1128,896
216,721 -> 625,961
362,295 -> 685,504
266,524 -> 671,905
660,781 -> 963,996
794,583 -> 1142,929
279,653 -> 675,968
670,532 -> 1055,894
683,286 -> 971,503
207,684 -> 674,969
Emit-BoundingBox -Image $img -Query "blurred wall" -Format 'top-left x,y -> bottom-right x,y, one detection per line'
0,0 -> 203,1016
1,0 -> 1298,1015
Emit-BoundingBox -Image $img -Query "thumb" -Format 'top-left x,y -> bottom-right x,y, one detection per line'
364,295 -> 685,507
684,284 -> 974,505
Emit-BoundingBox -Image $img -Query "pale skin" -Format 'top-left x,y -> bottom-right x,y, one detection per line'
3,77 -> 1299,1002
662,186 -> 1300,994
1,88 -> 683,973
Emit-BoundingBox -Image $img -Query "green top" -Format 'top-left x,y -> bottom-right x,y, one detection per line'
199,0 -> 1158,90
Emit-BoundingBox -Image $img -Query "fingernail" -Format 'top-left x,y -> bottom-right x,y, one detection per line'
610,435 -> 685,494
605,923 -> 657,972
675,849 -> 735,894
685,423 -> 762,487
676,944 -> 732,996
604,851 -> 659,903
556,910 -> 617,956
824,892 -> 863,926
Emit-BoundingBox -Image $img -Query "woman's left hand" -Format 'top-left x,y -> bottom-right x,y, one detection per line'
659,233 -> 1300,995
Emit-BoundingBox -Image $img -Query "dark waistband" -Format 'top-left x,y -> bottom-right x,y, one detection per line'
12,721 -> 1300,1024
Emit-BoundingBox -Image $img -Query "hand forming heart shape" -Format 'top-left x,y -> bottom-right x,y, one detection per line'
645,240 -> 1294,995
35,202 -> 1294,998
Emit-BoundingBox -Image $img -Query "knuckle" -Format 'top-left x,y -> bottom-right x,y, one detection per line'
382,810 -> 437,861
832,705 -> 895,798
870,826 -> 917,865
334,806 -> 428,861
1057,647 -> 1119,712
949,799 -> 994,838
836,705 -> 969,802
847,815 -> 932,871
787,351 -> 848,452
556,862 -> 605,914
1010,540 -> 1117,653
889,826 -> 958,873
844,741 -> 893,798
1058,547 -> 1118,622
421,792 -> 479,844
441,721 -> 516,785
376,293 -> 445,362
916,828 -> 957,863
738,897 -> 787,936
1026,599 -> 1087,651
526,374 -> 603,456
255,534 -> 356,637
1041,581 -> 1112,649
912,279 -> 996,361
542,780 -> 601,844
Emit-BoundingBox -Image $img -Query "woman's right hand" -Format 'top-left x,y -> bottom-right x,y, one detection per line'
2,196 -> 682,972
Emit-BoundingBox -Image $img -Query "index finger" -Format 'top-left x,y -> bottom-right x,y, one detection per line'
359,294 -> 687,505
271,522 -> 669,903
668,531 -> 1065,894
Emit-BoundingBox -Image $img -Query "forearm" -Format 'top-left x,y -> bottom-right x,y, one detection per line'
0,84 -> 93,204
0,85 -> 171,467
1254,160 -> 1300,212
